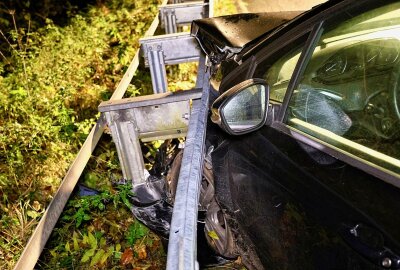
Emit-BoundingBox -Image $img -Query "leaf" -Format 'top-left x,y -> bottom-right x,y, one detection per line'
114,244 -> 122,259
84,172 -> 99,188
207,230 -> 219,240
65,242 -> 71,253
114,251 -> 122,260
26,210 -> 39,219
98,202 -> 105,210
62,215 -> 71,221
135,244 -> 147,260
100,246 -> 114,265
126,222 -> 149,246
136,222 -> 148,237
121,195 -> 132,208
90,249 -> 105,266
83,234 -> 89,245
50,249 -> 57,257
88,231 -> 97,250
76,214 -> 83,227
10,87 -> 27,98
73,231 -> 79,251
81,249 -> 96,263
99,237 -> 106,247
120,248 -> 133,265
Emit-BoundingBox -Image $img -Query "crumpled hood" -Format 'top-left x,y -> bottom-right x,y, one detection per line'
191,12 -> 302,64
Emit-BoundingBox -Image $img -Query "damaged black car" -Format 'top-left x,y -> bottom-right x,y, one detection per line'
185,0 -> 400,269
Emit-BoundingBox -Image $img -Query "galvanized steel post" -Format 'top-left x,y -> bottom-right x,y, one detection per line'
147,47 -> 169,93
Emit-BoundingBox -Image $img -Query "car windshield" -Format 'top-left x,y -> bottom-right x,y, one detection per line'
322,2 -> 400,41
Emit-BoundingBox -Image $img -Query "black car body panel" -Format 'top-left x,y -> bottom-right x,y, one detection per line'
211,124 -> 400,269
200,0 -> 400,269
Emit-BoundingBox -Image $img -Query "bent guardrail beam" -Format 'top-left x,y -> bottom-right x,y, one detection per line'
166,68 -> 210,270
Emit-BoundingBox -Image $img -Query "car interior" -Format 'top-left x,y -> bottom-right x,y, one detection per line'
259,2 -> 400,172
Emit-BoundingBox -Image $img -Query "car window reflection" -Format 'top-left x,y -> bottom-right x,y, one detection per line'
286,2 -> 400,174
254,35 -> 309,103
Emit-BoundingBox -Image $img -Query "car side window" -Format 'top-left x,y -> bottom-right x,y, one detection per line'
285,2 -> 400,172
253,34 -> 309,103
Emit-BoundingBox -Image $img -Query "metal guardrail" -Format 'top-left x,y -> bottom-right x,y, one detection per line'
166,72 -> 210,270
101,0 -> 212,268
103,0 -> 210,186
141,0 -> 211,93
99,89 -> 202,184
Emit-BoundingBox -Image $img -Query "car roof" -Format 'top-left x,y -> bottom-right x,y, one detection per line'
192,11 -> 303,50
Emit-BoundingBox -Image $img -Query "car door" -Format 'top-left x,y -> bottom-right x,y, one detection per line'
211,0 -> 400,269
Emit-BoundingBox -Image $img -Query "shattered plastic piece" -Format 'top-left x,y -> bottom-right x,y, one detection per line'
78,184 -> 100,197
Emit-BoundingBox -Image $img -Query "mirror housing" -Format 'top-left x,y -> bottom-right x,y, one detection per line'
211,78 -> 269,135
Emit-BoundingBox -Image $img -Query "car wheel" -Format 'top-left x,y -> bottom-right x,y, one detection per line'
205,199 -> 237,259
166,148 -> 238,259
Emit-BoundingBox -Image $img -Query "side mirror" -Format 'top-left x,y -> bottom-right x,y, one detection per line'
211,78 -> 269,135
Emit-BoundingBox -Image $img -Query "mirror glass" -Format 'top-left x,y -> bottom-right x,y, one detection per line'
222,84 -> 267,133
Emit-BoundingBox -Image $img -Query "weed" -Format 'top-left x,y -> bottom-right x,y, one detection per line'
62,183 -> 133,228
38,181 -> 164,269
126,222 -> 149,247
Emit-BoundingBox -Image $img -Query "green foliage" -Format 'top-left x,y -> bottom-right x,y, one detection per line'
45,229 -> 123,268
62,183 -> 133,227
126,222 -> 149,247
0,0 -> 161,268
214,0 -> 238,16
38,182 -> 164,269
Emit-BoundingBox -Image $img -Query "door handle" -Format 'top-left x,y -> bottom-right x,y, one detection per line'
340,223 -> 400,269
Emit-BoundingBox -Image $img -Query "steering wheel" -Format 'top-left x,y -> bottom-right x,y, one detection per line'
391,62 -> 400,121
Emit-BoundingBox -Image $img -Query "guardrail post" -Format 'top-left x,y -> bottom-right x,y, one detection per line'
147,46 -> 169,93
140,33 -> 201,94
104,111 -> 146,184
160,2 -> 210,34
163,9 -> 178,34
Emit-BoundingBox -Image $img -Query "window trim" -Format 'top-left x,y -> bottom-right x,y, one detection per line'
218,56 -> 257,93
277,21 -> 324,122
272,121 -> 400,189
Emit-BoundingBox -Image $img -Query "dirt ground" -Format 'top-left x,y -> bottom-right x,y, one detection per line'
237,0 -> 326,13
